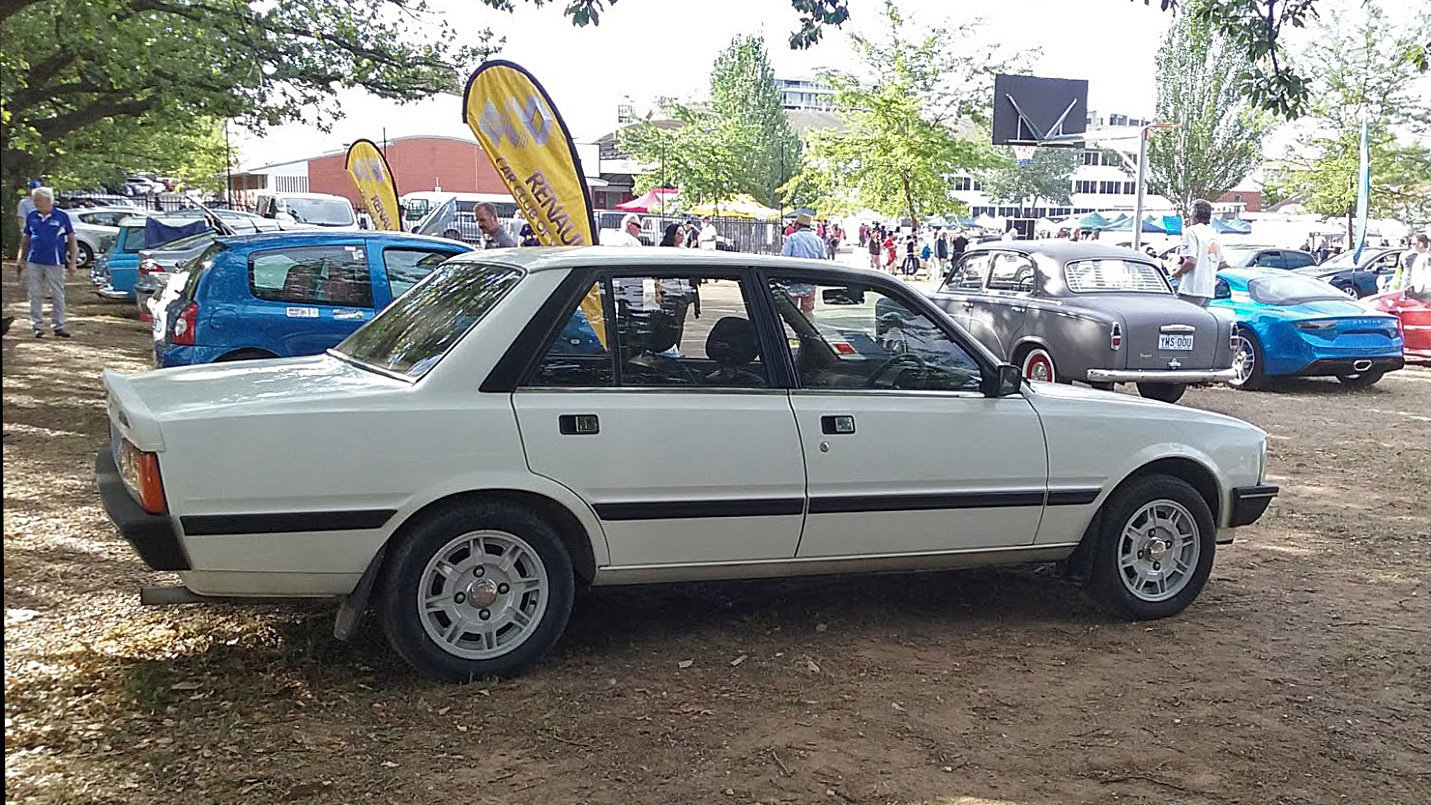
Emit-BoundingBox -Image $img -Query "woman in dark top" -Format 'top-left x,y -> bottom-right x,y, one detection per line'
658,223 -> 698,349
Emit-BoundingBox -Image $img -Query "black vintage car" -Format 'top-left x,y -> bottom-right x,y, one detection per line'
931,242 -> 1237,404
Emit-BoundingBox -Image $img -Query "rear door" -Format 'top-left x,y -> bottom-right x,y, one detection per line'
243,242 -> 374,356
511,267 -> 807,567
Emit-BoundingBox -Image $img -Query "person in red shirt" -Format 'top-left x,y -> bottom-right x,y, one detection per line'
882,233 -> 896,271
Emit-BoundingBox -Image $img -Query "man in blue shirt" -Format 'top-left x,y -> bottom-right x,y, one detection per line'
780,213 -> 825,313
15,187 -> 76,337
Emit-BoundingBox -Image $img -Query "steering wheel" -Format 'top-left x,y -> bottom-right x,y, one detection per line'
865,352 -> 928,389
639,352 -> 703,386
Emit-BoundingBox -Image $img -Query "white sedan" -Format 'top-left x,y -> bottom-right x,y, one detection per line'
97,248 -> 1278,681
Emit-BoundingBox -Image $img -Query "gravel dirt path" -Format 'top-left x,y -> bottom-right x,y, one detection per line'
4,271 -> 1429,804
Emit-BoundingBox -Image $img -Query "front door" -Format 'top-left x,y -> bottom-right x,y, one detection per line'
512,269 -> 806,567
764,274 -> 1048,558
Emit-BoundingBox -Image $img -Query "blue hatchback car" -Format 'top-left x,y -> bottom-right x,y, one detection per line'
1210,268 -> 1404,390
152,231 -> 471,367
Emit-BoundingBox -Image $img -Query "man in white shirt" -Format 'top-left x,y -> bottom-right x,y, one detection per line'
1173,199 -> 1221,307
697,216 -> 718,250
605,213 -> 645,312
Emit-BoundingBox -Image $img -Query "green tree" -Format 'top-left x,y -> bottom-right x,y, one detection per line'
1273,4 -> 1431,233
784,1 -> 1013,227
707,35 -> 803,208
981,148 -> 1079,213
1145,0 -> 1269,216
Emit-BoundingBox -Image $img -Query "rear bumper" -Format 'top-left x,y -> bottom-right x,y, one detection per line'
1229,484 -> 1279,527
95,450 -> 190,571
1085,367 -> 1238,384
1292,355 -> 1404,377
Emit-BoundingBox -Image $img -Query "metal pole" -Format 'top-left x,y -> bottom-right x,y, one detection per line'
1133,125 -> 1149,251
224,120 -> 233,208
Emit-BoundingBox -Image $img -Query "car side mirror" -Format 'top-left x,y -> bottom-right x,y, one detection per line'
982,363 -> 1023,397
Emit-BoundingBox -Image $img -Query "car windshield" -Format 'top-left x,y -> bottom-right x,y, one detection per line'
1247,273 -> 1346,305
1063,259 -> 1172,293
334,261 -> 524,379
286,198 -> 354,226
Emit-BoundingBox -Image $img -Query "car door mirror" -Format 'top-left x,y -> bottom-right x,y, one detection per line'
981,363 -> 1023,397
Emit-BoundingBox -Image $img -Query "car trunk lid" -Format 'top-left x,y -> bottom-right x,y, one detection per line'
1071,294 -> 1221,370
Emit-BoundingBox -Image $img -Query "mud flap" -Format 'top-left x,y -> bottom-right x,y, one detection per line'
333,547 -> 386,641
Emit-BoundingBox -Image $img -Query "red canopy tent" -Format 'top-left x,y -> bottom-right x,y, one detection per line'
615,187 -> 678,213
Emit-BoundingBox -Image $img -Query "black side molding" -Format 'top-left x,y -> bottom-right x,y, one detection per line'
1229,484 -> 1279,527
181,510 -> 396,536
95,450 -> 190,571
595,498 -> 804,521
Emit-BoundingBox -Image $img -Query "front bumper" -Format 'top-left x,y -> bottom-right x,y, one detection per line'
95,450 -> 190,571
1229,484 -> 1279,527
1085,367 -> 1239,384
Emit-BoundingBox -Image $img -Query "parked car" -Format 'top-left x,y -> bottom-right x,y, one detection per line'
151,230 -> 470,367
1295,247 -> 1405,298
71,207 -> 143,269
1211,268 -> 1404,389
1363,288 -> 1430,365
930,242 -> 1237,403
1220,245 -> 1318,271
132,211 -> 295,316
97,247 -> 1278,680
255,191 -> 358,230
92,215 -> 214,300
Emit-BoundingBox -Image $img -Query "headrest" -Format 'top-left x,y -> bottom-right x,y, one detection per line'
705,317 -> 758,367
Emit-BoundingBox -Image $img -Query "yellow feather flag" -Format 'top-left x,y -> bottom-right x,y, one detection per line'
344,139 -> 402,231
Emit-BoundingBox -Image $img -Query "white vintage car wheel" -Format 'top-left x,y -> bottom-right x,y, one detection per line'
1021,348 -> 1056,383
1116,500 -> 1200,602
418,530 -> 550,660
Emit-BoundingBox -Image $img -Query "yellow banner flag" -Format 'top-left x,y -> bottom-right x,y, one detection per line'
344,139 -> 402,231
464,60 -> 604,340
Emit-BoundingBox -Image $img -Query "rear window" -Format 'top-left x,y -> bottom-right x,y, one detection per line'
285,197 -> 355,227
1247,274 -> 1346,305
1063,259 -> 1171,293
334,262 -> 524,379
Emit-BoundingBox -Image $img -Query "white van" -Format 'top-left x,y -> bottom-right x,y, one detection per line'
255,192 -> 358,230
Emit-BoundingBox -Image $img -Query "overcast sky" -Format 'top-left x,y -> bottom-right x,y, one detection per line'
232,0 -> 1417,169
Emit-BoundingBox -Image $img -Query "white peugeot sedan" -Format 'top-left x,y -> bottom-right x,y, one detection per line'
97,248 -> 1278,681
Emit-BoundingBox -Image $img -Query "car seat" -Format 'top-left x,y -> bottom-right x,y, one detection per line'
703,317 -> 766,387
281,264 -> 317,301
622,309 -> 696,385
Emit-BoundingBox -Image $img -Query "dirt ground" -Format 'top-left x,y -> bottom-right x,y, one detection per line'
4,270 -> 1429,805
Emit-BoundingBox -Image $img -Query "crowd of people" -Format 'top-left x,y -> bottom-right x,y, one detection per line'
855,223 -> 973,280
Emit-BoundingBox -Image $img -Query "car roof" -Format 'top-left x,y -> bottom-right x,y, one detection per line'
964,240 -> 1157,262
214,230 -> 471,250
449,246 -> 895,280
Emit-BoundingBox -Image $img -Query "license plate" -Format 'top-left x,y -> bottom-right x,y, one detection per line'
1159,334 -> 1194,351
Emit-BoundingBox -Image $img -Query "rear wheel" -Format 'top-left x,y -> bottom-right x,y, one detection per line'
1228,328 -> 1266,390
77,242 -> 95,269
380,501 -> 574,682
1337,370 -> 1384,389
1136,382 -> 1186,403
1088,474 -> 1216,620
1017,346 -> 1057,383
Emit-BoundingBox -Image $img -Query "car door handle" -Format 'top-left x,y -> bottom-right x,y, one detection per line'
821,415 -> 856,435
558,414 -> 599,435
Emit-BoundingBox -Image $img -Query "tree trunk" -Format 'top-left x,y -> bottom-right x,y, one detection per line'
1,146 -> 40,259
900,171 -> 918,230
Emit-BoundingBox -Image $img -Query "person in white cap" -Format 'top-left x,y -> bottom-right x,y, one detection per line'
607,213 -> 645,312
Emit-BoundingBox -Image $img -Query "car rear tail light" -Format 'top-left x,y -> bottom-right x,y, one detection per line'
171,302 -> 198,346
138,256 -> 161,274
1110,323 -> 1122,350
119,440 -> 167,514
1293,319 -> 1336,330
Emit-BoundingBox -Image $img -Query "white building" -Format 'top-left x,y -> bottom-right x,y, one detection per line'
775,77 -> 836,111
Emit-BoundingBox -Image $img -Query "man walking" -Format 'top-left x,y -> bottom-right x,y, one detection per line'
474,202 -> 516,249
1172,199 -> 1221,307
780,213 -> 825,313
697,216 -> 718,250
15,186 -> 76,338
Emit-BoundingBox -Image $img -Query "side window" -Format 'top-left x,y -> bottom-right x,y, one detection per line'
1214,278 -> 1231,299
1252,251 -> 1283,268
249,244 -> 373,306
986,252 -> 1035,292
525,282 -> 614,387
1283,251 -> 1315,269
612,273 -> 770,388
768,278 -> 983,393
382,248 -> 460,298
947,253 -> 990,292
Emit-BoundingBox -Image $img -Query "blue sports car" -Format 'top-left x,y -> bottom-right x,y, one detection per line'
1210,268 -> 1404,390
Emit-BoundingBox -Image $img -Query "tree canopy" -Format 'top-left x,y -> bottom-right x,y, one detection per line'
1145,0 -> 1269,216
980,148 -> 1080,212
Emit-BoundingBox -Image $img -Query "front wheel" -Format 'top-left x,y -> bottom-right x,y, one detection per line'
77,242 -> 95,269
1088,474 -> 1216,620
379,501 -> 575,682
1337,370 -> 1384,389
1136,382 -> 1186,404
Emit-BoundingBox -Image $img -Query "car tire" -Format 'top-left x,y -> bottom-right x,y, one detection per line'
1335,282 -> 1359,299
1016,346 -> 1058,383
77,242 -> 95,269
1136,382 -> 1186,404
379,501 -> 575,682
1336,370 -> 1384,389
1228,328 -> 1267,391
1088,474 -> 1216,620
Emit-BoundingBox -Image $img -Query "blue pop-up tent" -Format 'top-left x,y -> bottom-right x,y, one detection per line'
1100,215 -> 1168,233
1211,218 -> 1252,234
1078,211 -> 1110,230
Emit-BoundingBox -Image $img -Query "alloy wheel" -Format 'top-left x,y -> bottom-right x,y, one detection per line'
1117,499 -> 1201,602
418,530 -> 550,660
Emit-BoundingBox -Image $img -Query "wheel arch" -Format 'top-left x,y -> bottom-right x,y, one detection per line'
1009,336 -> 1052,364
